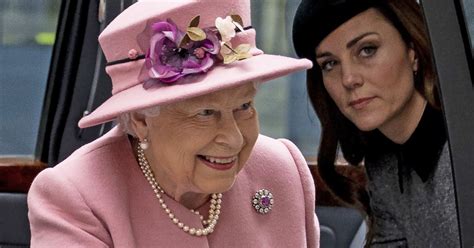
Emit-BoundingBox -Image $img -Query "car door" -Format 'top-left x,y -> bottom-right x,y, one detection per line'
421,0 -> 474,246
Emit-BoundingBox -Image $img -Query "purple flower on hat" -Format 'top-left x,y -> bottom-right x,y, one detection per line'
145,19 -> 220,84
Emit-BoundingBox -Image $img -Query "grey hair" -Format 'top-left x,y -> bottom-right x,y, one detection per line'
118,105 -> 161,137
118,81 -> 261,136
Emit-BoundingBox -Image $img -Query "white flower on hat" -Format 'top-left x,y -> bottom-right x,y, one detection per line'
215,16 -> 236,42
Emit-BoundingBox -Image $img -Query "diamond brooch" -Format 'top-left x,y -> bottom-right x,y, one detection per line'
252,189 -> 274,214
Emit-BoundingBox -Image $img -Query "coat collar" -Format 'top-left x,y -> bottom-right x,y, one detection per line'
367,104 -> 447,192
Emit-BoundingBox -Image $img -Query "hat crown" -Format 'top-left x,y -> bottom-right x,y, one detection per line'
293,0 -> 376,59
77,0 -> 312,128
99,0 -> 251,63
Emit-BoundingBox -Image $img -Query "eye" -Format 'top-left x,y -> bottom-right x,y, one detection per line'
320,60 -> 337,72
238,101 -> 253,111
359,45 -> 377,57
197,109 -> 215,116
234,101 -> 254,119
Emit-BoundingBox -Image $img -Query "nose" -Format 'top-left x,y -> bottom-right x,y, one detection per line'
215,114 -> 244,150
341,63 -> 363,89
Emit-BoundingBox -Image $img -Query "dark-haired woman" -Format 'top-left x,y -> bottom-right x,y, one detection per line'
293,0 -> 459,246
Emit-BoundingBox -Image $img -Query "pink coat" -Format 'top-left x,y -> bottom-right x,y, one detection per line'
28,127 -> 320,247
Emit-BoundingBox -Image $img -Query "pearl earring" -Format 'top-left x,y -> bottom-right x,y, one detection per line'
140,138 -> 149,150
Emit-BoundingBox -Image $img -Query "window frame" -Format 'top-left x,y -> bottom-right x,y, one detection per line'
421,0 -> 474,246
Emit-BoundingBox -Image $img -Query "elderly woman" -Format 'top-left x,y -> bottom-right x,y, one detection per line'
27,0 -> 319,247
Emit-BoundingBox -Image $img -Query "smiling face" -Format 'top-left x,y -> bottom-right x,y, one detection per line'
133,83 -> 259,200
315,8 -> 424,134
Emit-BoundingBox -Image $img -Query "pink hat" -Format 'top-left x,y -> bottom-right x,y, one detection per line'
78,0 -> 312,128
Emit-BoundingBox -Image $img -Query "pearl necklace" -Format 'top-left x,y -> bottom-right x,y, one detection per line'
137,144 -> 222,236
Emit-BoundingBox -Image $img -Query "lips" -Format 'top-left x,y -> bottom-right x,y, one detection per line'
349,96 -> 376,110
197,155 -> 238,171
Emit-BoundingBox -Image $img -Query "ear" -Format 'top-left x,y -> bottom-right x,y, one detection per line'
408,43 -> 419,72
130,112 -> 149,140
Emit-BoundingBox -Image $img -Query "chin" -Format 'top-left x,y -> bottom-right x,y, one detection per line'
345,112 -> 385,132
352,118 -> 382,132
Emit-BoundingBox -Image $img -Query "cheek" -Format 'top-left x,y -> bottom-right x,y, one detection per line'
323,81 -> 346,108
378,61 -> 416,104
150,127 -> 210,171
239,117 -> 259,160
244,116 -> 259,142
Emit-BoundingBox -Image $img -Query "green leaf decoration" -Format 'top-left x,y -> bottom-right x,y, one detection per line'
235,44 -> 251,53
187,27 -> 206,41
221,42 -> 252,64
235,44 -> 252,60
223,54 -> 238,64
221,42 -> 236,54
179,34 -> 191,48
189,15 -> 200,27
231,14 -> 244,27
237,53 -> 252,60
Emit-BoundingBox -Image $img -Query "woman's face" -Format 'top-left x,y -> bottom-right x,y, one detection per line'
315,8 -> 420,132
143,83 -> 259,196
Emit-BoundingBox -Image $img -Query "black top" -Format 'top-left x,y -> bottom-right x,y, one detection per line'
364,105 -> 460,247
366,104 -> 447,193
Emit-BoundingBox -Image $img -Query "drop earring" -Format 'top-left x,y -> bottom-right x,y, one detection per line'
140,138 -> 149,150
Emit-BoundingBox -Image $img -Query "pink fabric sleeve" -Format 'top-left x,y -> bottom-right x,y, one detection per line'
27,169 -> 112,248
279,138 -> 320,248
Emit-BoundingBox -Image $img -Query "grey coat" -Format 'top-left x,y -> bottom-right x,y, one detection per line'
365,106 -> 460,247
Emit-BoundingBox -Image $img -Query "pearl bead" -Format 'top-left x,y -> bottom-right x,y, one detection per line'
137,144 -> 222,237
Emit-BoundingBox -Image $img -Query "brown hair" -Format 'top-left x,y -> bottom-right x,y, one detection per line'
306,0 -> 439,244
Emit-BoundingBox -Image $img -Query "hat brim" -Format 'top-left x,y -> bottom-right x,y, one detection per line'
78,54 -> 312,128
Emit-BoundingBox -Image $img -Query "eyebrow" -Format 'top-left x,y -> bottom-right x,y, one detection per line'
316,32 -> 378,59
316,52 -> 332,59
346,32 -> 377,49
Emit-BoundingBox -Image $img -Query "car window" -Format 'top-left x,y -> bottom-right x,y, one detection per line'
461,0 -> 474,52
0,0 -> 61,157
252,0 -> 321,158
